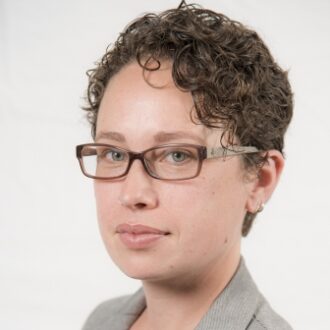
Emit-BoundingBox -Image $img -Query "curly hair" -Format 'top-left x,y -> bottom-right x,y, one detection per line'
83,1 -> 293,236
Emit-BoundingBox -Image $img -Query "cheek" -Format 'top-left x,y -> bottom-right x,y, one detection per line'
164,182 -> 223,240
167,172 -> 247,246
94,182 -> 119,230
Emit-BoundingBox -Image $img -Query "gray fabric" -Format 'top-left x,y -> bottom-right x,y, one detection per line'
82,258 -> 292,330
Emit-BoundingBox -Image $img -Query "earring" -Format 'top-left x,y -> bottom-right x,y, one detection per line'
255,202 -> 264,213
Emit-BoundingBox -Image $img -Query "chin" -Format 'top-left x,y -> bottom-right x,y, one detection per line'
106,248 -> 164,280
117,262 -> 165,281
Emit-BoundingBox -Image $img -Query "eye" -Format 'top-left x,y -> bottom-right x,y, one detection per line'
161,149 -> 197,164
147,146 -> 198,166
168,151 -> 188,163
101,149 -> 127,162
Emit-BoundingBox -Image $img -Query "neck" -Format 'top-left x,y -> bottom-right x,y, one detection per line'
136,253 -> 241,330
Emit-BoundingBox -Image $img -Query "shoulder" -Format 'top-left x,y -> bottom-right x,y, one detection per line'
82,289 -> 145,330
247,299 -> 293,330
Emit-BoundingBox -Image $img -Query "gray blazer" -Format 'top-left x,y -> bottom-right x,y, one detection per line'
82,259 -> 292,330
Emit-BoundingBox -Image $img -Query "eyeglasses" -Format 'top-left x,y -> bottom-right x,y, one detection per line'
76,143 -> 259,181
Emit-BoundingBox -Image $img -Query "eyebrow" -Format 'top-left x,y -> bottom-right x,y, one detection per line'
95,130 -> 205,144
95,131 -> 126,142
153,131 -> 205,144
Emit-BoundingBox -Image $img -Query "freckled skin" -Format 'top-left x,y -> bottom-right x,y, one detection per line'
94,61 -> 255,286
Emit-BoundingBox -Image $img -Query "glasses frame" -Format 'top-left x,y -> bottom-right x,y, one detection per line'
76,143 -> 260,181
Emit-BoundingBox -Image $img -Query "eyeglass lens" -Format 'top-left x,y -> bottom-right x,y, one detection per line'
80,145 -> 201,180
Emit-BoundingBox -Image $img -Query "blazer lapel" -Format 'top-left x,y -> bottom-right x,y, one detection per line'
196,258 -> 262,330
114,288 -> 146,329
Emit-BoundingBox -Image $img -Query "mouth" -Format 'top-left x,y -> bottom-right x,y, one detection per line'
116,223 -> 169,235
115,223 -> 170,249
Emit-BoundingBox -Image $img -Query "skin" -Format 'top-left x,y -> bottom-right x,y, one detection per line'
93,61 -> 284,329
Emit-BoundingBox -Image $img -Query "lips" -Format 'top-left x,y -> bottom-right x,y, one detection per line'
116,224 -> 168,235
115,224 -> 169,249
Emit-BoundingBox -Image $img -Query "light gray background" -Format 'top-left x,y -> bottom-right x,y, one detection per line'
1,0 -> 329,329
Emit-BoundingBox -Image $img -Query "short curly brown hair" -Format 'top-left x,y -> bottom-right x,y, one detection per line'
83,1 -> 293,236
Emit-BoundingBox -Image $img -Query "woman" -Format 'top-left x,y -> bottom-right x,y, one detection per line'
77,2 -> 293,329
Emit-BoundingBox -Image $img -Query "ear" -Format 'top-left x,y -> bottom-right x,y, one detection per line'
245,150 -> 285,213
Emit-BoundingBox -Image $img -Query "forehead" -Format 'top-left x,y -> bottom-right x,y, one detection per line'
96,61 -> 222,146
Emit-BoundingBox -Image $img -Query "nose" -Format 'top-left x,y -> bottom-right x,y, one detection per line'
119,159 -> 159,210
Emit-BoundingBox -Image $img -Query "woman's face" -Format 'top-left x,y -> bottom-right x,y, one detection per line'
94,61 -> 254,284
